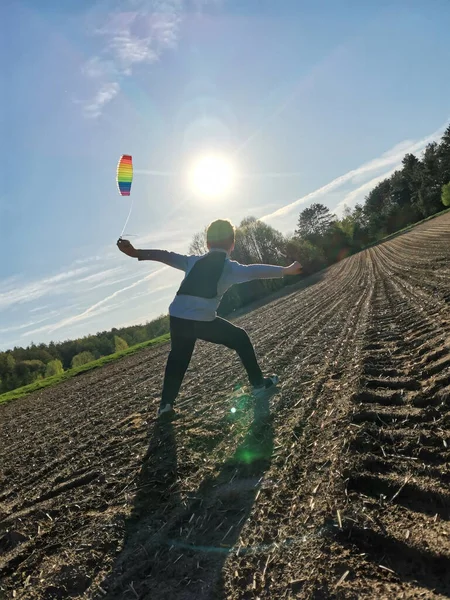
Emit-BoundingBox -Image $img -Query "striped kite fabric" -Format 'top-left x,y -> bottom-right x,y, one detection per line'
117,154 -> 133,196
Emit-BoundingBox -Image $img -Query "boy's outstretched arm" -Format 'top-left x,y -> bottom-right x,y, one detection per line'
117,239 -> 188,271
231,260 -> 302,284
283,261 -> 303,275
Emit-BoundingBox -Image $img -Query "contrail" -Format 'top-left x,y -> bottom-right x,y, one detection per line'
260,119 -> 449,222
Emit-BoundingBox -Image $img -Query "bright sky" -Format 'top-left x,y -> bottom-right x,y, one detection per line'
1,0 -> 450,351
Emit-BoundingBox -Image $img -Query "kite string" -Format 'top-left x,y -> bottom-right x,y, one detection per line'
120,195 -> 135,238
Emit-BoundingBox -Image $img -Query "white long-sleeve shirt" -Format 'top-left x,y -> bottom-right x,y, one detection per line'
137,248 -> 284,321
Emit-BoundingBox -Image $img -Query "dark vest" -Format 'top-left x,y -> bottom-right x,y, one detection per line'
177,252 -> 226,299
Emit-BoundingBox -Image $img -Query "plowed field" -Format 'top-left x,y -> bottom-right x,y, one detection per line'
1,213 -> 450,600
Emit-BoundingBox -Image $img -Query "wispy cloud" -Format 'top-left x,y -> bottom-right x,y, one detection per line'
132,228 -> 190,248
84,271 -> 147,292
261,120 -> 449,224
77,267 -> 124,285
0,316 -> 53,335
26,266 -> 169,337
82,56 -> 118,79
83,82 -> 120,118
29,304 -> 51,314
0,262 -> 138,314
0,232 -> 189,348
73,255 -> 105,266
333,169 -> 398,216
82,0 -> 185,117
0,267 -> 91,310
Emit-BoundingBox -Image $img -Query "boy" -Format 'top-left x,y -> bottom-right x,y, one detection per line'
117,219 -> 301,417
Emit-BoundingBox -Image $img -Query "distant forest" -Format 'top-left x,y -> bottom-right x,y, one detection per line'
1,126 -> 449,394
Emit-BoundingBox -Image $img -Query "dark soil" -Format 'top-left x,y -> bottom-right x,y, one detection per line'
1,213 -> 450,599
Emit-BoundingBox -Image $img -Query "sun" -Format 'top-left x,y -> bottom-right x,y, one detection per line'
188,154 -> 236,199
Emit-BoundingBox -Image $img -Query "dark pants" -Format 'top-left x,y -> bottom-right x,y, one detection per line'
161,316 -> 263,407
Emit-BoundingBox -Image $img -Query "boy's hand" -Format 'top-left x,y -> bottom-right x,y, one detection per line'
117,238 -> 138,258
283,261 -> 302,276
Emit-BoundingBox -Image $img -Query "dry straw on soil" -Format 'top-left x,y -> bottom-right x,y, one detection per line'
1,213 -> 450,599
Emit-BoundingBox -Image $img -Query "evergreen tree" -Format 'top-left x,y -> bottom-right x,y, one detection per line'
417,143 -> 442,216
437,125 -> 450,185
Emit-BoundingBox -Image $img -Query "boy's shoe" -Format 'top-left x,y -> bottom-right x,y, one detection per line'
252,375 -> 279,397
157,403 -> 175,417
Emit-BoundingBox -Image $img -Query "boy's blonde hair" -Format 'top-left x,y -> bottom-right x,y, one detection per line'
206,219 -> 235,251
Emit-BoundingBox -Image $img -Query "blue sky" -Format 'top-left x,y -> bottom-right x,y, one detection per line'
1,0 -> 449,350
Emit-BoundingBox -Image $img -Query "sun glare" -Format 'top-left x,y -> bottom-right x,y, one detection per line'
188,154 -> 236,199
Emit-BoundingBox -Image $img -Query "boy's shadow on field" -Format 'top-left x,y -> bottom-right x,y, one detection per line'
102,396 -> 274,599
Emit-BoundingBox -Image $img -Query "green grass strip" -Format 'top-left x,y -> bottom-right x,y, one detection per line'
0,333 -> 170,405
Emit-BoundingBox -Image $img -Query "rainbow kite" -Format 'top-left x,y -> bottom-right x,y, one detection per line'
117,154 -> 133,196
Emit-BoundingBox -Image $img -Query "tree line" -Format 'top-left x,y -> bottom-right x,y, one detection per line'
191,126 -> 450,315
1,126 -> 449,394
0,316 -> 169,394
